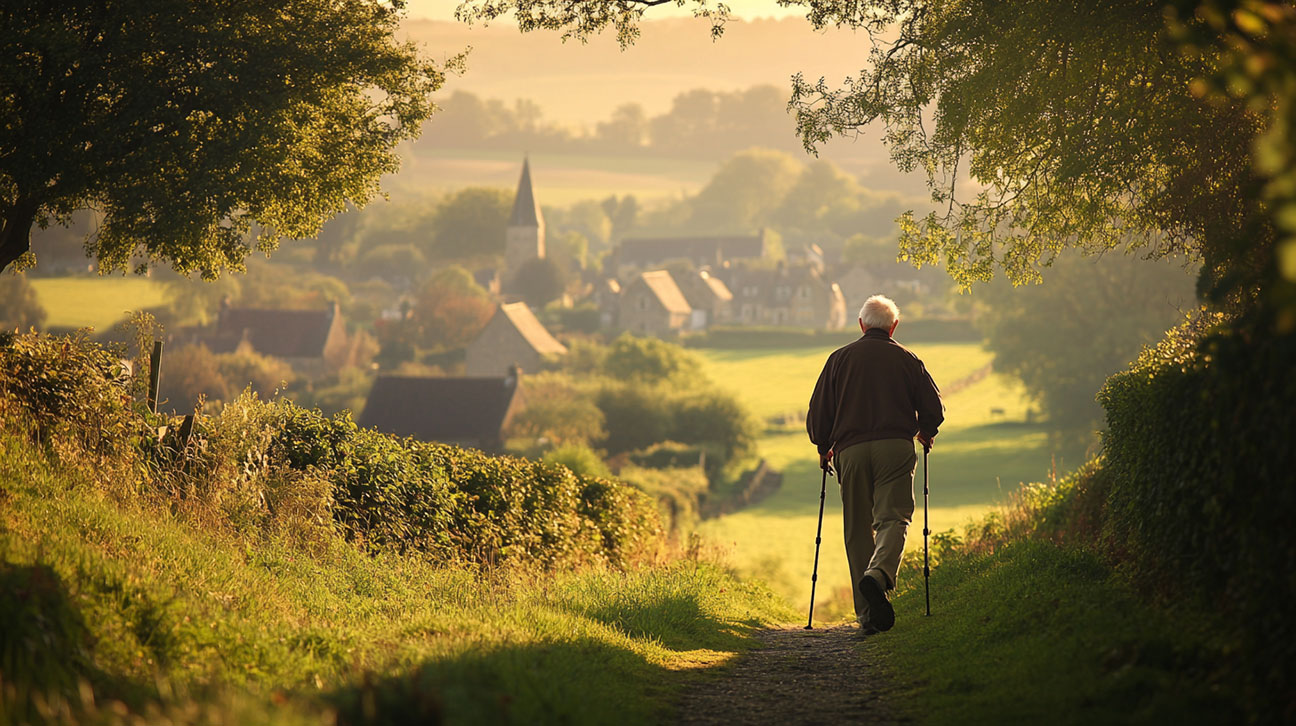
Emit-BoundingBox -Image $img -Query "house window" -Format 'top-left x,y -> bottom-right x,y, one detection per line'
637,295 -> 649,311
742,286 -> 758,297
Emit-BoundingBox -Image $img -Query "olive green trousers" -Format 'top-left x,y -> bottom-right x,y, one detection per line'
835,438 -> 917,623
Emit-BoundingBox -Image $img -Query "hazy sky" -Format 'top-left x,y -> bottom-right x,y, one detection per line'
404,0 -> 805,22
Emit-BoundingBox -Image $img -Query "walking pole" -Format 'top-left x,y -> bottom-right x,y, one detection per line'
923,444 -> 931,616
805,464 -> 832,629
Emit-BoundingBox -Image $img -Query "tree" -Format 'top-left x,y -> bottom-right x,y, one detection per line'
407,266 -> 494,350
688,148 -> 803,232
978,252 -> 1197,440
1,1 -> 454,276
595,103 -> 648,149
507,374 -> 607,446
430,188 -> 513,259
512,257 -> 567,308
602,333 -> 702,385
0,274 -> 46,331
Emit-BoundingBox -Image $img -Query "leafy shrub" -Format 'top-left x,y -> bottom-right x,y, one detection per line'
1096,312 -> 1295,719
1,331 -> 663,572
544,442 -> 613,479
0,273 -> 46,331
0,331 -> 137,458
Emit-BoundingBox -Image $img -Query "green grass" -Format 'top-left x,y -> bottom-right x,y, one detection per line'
29,277 -> 170,332
694,343 -> 1053,620
871,540 -> 1234,724
0,433 -> 794,723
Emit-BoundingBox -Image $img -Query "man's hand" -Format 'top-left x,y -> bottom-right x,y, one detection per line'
916,433 -> 933,453
819,450 -> 834,472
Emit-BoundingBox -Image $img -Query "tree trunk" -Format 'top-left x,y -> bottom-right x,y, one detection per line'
0,200 -> 37,273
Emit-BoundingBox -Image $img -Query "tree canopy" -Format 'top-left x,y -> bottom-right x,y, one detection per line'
1,0 -> 456,276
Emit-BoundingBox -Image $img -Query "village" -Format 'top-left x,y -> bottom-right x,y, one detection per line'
45,157 -> 937,451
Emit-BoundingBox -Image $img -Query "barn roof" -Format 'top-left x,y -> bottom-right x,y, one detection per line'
498,302 -> 567,356
358,375 -> 521,445
213,303 -> 339,358
640,270 -> 692,315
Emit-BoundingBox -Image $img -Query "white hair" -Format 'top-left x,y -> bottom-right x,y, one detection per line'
859,295 -> 900,330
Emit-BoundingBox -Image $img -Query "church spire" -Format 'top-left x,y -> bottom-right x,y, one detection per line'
509,156 -> 543,227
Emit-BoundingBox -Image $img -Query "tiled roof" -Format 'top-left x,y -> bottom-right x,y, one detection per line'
498,302 -> 567,355
640,270 -> 692,315
214,305 -> 338,358
700,271 -> 734,302
358,375 -> 520,444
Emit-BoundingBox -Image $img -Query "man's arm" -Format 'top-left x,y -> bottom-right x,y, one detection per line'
915,361 -> 944,448
807,355 -> 837,460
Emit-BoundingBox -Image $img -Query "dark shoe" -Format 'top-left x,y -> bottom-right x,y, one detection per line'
859,575 -> 894,631
857,622 -> 881,637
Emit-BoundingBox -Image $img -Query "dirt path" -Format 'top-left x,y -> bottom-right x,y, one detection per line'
676,625 -> 906,725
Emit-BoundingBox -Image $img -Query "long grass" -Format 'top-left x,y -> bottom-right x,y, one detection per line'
0,431 -> 794,724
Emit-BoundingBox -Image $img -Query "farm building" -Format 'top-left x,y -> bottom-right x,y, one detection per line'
358,369 -> 524,452
618,270 -> 692,336
465,302 -> 567,377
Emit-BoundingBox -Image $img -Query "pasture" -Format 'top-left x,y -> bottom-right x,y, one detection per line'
29,277 -> 169,332
392,148 -> 716,205
695,342 -> 1052,618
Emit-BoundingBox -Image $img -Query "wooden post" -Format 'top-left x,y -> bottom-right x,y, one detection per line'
177,413 -> 195,451
147,340 -> 163,414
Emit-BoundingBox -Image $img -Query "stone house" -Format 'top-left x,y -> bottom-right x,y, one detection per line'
465,302 -> 567,377
720,262 -> 847,329
618,270 -> 692,336
358,368 -> 524,452
672,269 -> 734,330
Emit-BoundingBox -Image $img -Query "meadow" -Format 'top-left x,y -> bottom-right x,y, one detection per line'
694,342 -> 1051,620
29,277 -> 169,332
393,147 -> 716,205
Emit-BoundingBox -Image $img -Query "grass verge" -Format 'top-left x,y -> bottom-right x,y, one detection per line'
870,539 -> 1237,725
0,434 -> 794,724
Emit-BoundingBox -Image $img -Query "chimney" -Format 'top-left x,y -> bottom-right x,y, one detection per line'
505,364 -> 522,390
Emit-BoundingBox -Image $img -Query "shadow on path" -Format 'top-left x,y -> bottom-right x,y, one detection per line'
675,625 -> 907,725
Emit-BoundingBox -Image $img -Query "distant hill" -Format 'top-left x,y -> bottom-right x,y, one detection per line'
399,18 -> 930,199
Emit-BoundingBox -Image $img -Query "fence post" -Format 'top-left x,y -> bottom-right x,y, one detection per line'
147,340 -> 163,414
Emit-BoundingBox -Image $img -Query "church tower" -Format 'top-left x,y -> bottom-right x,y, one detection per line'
505,157 -> 545,274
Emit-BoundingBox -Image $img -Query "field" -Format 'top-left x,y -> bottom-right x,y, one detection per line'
694,342 -> 1052,619
392,148 -> 717,205
29,277 -> 170,332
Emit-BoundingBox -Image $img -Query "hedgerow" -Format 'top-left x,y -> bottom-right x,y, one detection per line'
0,331 -> 663,571
1097,312 -> 1295,719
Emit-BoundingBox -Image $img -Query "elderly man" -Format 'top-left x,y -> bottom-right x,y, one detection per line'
807,294 -> 943,632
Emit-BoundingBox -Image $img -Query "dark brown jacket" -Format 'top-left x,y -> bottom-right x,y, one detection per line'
807,328 -> 944,455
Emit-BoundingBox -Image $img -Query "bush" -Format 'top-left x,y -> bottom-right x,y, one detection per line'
0,273 -> 46,331
1097,312 -> 1295,719
0,331 -> 136,457
0,331 -> 664,572
544,442 -> 613,479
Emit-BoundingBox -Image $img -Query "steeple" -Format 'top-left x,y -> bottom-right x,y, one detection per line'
505,157 -> 545,274
509,157 -> 543,228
